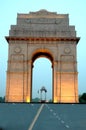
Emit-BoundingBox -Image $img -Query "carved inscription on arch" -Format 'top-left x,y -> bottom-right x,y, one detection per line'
10,54 -> 24,71
61,55 -> 74,72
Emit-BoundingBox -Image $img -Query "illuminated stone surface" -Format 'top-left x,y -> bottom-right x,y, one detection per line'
5,10 -> 80,103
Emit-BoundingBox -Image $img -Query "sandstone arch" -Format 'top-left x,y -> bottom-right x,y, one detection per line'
5,10 -> 80,103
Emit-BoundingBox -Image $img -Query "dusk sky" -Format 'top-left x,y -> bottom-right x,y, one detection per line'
0,0 -> 86,99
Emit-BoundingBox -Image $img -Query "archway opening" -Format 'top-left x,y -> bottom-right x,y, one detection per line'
32,57 -> 53,102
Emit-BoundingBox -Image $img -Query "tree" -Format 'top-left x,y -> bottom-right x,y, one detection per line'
79,93 -> 86,103
0,97 -> 5,103
32,97 -> 40,102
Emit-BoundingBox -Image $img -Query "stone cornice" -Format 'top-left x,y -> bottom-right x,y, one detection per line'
5,36 -> 80,44
18,9 -> 67,18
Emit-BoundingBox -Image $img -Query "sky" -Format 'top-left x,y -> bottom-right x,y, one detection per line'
0,0 -> 86,99
32,58 -> 52,100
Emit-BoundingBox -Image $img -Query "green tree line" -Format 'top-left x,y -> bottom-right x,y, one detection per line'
0,93 -> 86,103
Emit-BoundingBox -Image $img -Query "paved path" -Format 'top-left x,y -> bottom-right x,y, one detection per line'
28,104 -> 44,130
0,103 -> 41,130
0,103 -> 86,130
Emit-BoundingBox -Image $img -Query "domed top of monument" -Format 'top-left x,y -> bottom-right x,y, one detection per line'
29,9 -> 57,16
7,9 -> 79,38
18,9 -> 67,18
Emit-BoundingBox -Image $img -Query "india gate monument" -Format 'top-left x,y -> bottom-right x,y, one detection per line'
5,9 -> 80,103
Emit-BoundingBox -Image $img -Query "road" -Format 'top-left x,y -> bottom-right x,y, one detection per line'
0,103 -> 86,130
